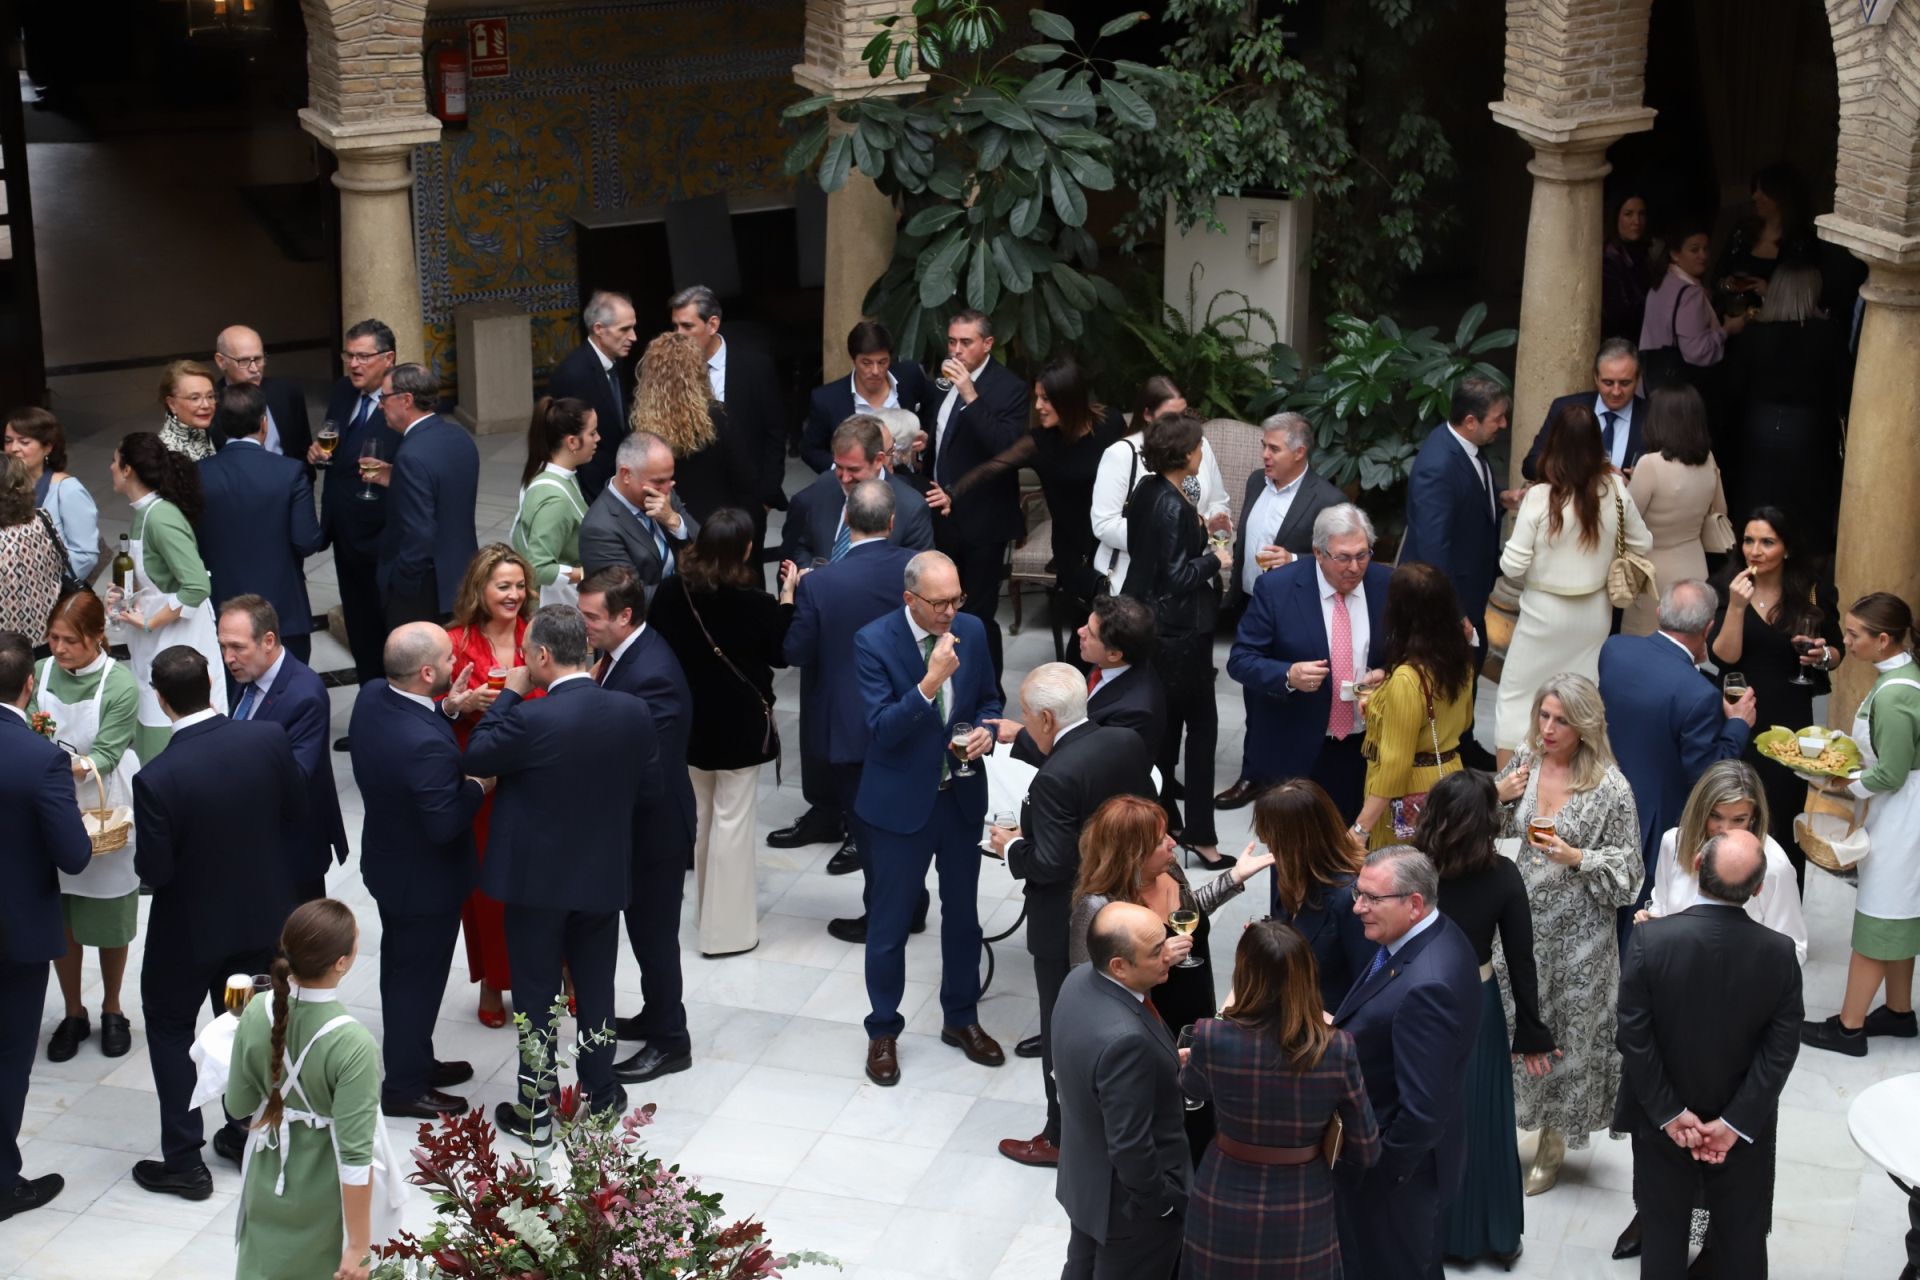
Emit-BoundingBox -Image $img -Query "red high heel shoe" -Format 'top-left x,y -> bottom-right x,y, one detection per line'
478,988 -> 507,1029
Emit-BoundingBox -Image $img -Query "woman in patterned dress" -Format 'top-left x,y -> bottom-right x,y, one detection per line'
1493,672 -> 1643,1195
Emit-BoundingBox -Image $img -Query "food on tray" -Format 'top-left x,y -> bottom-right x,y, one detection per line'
1754,725 -> 1860,778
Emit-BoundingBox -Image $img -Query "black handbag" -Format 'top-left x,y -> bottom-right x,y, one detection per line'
1639,284 -> 1697,392
37,510 -> 86,599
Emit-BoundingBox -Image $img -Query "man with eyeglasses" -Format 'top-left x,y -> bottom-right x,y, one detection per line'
1227,503 -> 1390,901
210,324 -> 312,464
1332,844 -> 1482,1280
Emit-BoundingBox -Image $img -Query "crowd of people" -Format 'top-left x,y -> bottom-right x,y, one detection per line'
0,269 -> 1912,1280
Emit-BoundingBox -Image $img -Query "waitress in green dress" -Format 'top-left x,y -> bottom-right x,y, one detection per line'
33,590 -> 143,1061
510,396 -> 598,608
104,431 -> 225,762
228,898 -> 383,1280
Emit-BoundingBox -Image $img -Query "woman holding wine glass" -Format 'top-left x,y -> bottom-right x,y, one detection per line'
1711,505 -> 1841,893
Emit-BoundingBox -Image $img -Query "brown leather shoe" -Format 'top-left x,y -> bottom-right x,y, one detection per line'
997,1133 -> 1059,1167
865,1036 -> 900,1087
1214,779 -> 1262,810
940,1023 -> 1005,1067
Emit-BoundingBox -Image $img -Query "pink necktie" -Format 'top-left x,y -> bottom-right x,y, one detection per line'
1328,592 -> 1354,739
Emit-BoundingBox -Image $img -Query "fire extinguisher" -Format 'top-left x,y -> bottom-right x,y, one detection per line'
430,43 -> 468,126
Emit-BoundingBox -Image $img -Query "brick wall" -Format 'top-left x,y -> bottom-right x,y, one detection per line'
302,0 -> 431,126
794,0 -> 921,94
1501,0 -> 1650,119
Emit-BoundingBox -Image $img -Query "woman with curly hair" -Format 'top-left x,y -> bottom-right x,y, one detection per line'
631,331 -> 762,526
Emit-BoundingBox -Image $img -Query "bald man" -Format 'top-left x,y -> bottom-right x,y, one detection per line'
211,324 -> 312,463
1616,830 -> 1802,1279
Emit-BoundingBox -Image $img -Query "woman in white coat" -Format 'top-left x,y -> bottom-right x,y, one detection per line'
1088,376 -> 1231,593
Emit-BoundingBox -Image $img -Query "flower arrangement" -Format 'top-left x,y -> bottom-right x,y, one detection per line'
373,1001 -> 836,1279
29,710 -> 56,739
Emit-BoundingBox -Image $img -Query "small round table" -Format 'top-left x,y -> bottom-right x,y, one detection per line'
1846,1072 -> 1920,1278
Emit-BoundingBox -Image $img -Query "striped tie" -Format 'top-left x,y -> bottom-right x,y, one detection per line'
831,517 -> 852,562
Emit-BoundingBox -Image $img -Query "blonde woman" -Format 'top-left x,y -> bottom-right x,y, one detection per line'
1642,760 -> 1807,961
1493,673 -> 1642,1195
157,359 -> 219,462
630,332 -> 759,525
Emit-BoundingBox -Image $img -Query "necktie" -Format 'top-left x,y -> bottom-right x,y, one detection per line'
1143,993 -> 1167,1026
592,654 -> 611,685
234,684 -> 258,721
831,515 -> 852,563
1087,668 -> 1103,694
921,633 -> 949,782
1327,591 -> 1355,739
640,513 -> 672,573
349,394 -> 374,433
1476,453 -> 1496,519
1601,410 -> 1619,457
1363,945 -> 1388,984
607,366 -> 625,427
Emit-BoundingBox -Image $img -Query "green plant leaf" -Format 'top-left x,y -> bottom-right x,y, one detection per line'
991,237 -> 1033,292
1015,43 -> 1067,63
783,119 -> 829,176
1454,302 -> 1487,349
919,230 -> 969,309
1058,149 -> 1115,191
850,128 -> 881,178
904,206 -> 966,236
1098,11 -> 1148,38
819,132 -> 853,193
782,95 -> 835,120
895,38 -> 915,79
1048,165 -> 1087,227
978,97 -> 1035,132
1469,328 -> 1519,354
1030,9 -> 1075,41
1009,195 -> 1042,239
967,238 -> 999,312
1111,59 -> 1175,88
1049,260 -> 1098,309
1009,131 -> 1046,170
928,165 -> 968,199
1099,81 -> 1155,130
1042,279 -> 1082,339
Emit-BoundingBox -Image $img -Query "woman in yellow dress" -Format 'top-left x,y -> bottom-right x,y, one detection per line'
1351,562 -> 1477,849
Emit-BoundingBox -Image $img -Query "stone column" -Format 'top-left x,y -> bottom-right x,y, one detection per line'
300,112 -> 443,363
1489,104 -> 1654,484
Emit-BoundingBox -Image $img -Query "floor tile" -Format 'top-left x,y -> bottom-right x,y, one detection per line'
786,1134 -> 939,1207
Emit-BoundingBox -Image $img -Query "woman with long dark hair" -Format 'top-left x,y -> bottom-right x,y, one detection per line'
510,396 -> 599,607
1716,162 -> 1818,303
1621,383 -> 1729,636
1602,189 -> 1655,342
1258,779 -> 1370,1011
105,430 -> 225,760
1178,920 -> 1380,1279
1711,505 -> 1841,891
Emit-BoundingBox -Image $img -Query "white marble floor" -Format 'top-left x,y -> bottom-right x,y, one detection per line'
6,376 -> 1916,1278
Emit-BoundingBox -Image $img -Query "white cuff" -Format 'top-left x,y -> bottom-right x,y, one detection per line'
337,1162 -> 371,1186
1849,779 -> 1873,800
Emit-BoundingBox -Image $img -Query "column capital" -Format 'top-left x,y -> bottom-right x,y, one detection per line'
1818,213 -> 1920,277
793,0 -> 928,99
1489,101 -> 1656,154
299,109 -> 443,157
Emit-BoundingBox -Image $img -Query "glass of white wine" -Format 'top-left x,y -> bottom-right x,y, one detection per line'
1169,908 -> 1203,969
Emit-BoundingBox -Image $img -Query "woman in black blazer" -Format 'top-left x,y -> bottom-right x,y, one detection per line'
646,507 -> 796,957
1122,412 -> 1232,866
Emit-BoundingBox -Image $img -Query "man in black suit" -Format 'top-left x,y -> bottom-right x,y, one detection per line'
545,290 -> 638,502
1616,831 -> 1802,1279
212,323 -> 313,462
1216,411 -> 1348,809
1521,337 -> 1646,481
578,566 -> 697,1085
216,596 -> 348,902
987,664 -> 1155,1169
579,431 -> 699,604
310,318 -> 396,699
373,363 -> 480,628
463,606 -> 662,1137
1051,901 -> 1191,1279
1002,593 -> 1166,766
922,308 -> 1031,682
0,632 -> 92,1222
801,320 -> 932,473
131,646 -> 307,1199
349,622 -> 486,1120
201,383 -> 325,664
669,284 -> 788,542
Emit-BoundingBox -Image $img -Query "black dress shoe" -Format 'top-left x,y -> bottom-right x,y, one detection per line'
332,736 -> 351,752
0,1174 -> 65,1222
46,1013 -> 89,1063
767,810 -> 844,849
591,1083 -> 629,1116
383,1088 -> 469,1120
1802,1014 -> 1868,1056
1014,1034 -> 1043,1059
212,1124 -> 246,1168
99,1012 -> 131,1058
1213,779 -> 1261,810
828,914 -> 868,943
132,1159 -> 213,1200
1864,1003 -> 1919,1037
1612,1212 -> 1642,1259
1493,1241 -> 1524,1270
825,840 -> 860,876
493,1100 -> 551,1144
431,1060 -> 474,1088
613,1044 -> 693,1083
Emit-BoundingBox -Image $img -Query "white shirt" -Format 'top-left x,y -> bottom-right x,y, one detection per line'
905,608 -> 949,707
707,338 -> 728,403
935,357 -> 989,462
172,708 -> 221,732
1646,828 -> 1808,964
1242,467 -> 1306,595
231,422 -> 282,456
1592,394 -> 1635,471
235,649 -> 288,719
1100,971 -> 1147,1004
1447,425 -> 1497,519
1088,662 -> 1130,694
851,369 -> 901,412
1052,717 -> 1090,748
388,684 -> 439,715
1313,563 -> 1370,698
1386,906 -> 1439,956
602,622 -> 647,680
546,672 -> 593,693
402,412 -> 431,436
1656,631 -> 1699,666
592,341 -> 616,375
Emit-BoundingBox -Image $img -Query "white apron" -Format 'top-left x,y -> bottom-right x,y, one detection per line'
36,655 -> 140,898
511,473 -> 586,608
119,504 -> 227,729
1851,668 -> 1920,921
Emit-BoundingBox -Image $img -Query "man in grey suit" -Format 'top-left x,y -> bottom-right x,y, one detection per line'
781,414 -> 934,564
579,431 -> 699,604
1052,901 -> 1191,1280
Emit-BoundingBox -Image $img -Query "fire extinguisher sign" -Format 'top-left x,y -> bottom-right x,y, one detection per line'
467,18 -> 510,78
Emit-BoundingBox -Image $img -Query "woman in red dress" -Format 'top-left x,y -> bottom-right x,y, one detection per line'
438,542 -> 540,1026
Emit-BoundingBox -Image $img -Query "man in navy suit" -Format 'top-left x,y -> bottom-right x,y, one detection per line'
211,324 -> 314,463
1334,845 -> 1483,1280
1599,579 -> 1755,937
348,622 -> 486,1120
782,415 -> 934,564
0,631 -> 92,1222
463,605 -> 662,1137
216,595 -> 348,903
1226,504 -> 1391,859
1521,338 -> 1646,481
374,363 -> 480,628
577,566 -> 696,1085
801,320 -> 931,473
669,284 -> 789,542
784,481 -> 922,942
309,318 -> 396,694
132,646 -> 307,1199
853,550 -> 1006,1086
201,383 -> 324,664
545,290 -> 637,502
921,309 -> 1031,682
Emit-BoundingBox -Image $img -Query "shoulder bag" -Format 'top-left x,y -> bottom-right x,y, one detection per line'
1638,284 -> 1692,391
1702,462 -> 1737,554
1386,679 -> 1445,841
1606,485 -> 1657,608
36,509 -> 85,599
677,578 -> 780,772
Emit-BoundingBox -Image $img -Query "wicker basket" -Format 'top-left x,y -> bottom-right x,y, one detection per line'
83,769 -> 132,855
1795,783 -> 1868,873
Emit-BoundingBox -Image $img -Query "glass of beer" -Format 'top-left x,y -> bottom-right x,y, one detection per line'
950,722 -> 977,777
1526,814 -> 1556,867
224,973 -> 255,1015
1722,671 -> 1748,706
316,419 -> 340,465
487,667 -> 508,691
1169,909 -> 1203,968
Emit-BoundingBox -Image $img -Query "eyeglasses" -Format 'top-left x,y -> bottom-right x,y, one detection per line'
1352,890 -> 1411,907
172,392 -> 217,406
909,589 -> 967,612
1317,550 -> 1372,567
342,350 -> 393,366
222,355 -> 266,369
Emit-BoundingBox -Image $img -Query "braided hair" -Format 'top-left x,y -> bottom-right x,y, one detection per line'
255,899 -> 358,1132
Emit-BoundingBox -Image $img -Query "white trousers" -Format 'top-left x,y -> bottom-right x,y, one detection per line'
690,765 -> 762,955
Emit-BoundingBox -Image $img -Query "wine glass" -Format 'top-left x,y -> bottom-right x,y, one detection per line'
950,722 -> 977,777
1722,670 -> 1748,707
316,419 -> 340,466
983,810 -> 1017,853
1169,909 -> 1203,968
356,437 -> 383,501
1175,1025 -> 1204,1110
1789,612 -> 1821,687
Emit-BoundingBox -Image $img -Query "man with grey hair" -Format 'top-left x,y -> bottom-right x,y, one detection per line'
1334,844 -> 1483,1280
580,430 -> 698,601
1226,501 -> 1390,867
546,289 -> 638,500
374,363 -> 479,627
1216,410 -> 1349,809
669,284 -> 787,538
985,662 -> 1157,1168
1600,578 -> 1755,932
1523,337 -> 1646,481
211,323 -> 311,460
464,604 -> 664,1138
